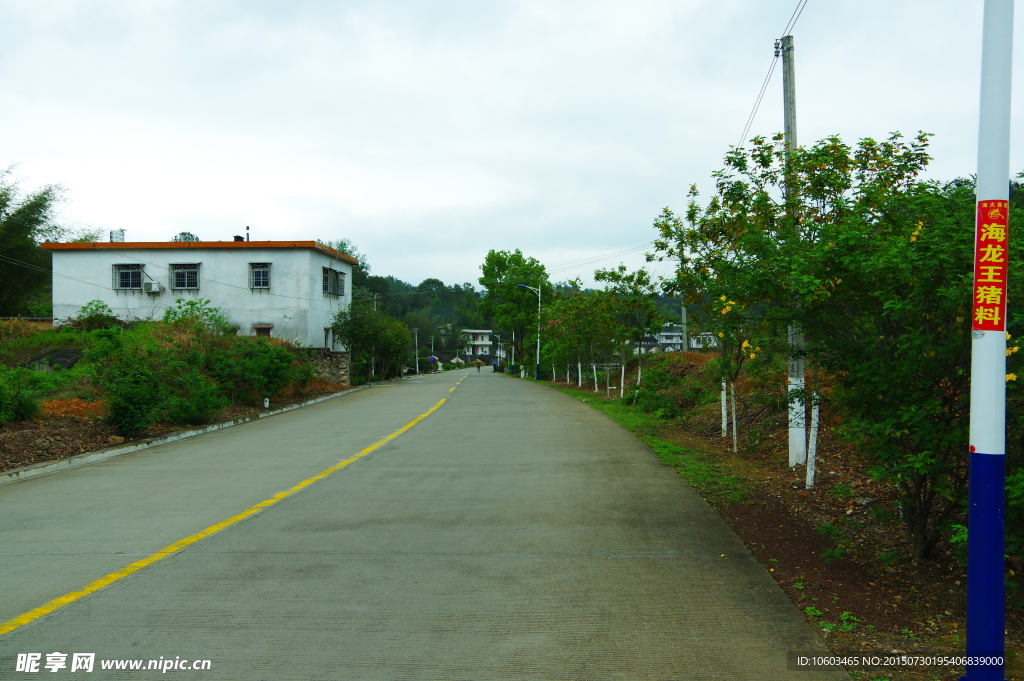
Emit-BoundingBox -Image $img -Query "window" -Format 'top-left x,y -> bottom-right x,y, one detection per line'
323,267 -> 345,297
169,263 -> 200,290
250,263 -> 271,289
112,264 -> 143,290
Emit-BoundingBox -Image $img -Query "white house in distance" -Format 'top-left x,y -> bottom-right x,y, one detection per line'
42,236 -> 356,348
462,329 -> 493,357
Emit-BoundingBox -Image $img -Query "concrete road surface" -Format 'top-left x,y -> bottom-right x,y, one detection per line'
0,370 -> 847,680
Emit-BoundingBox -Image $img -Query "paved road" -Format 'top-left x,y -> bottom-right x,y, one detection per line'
0,370 -> 847,680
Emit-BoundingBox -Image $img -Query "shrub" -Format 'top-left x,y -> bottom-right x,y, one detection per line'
207,337 -> 298,403
99,351 -> 163,435
0,369 -> 40,424
66,300 -> 124,331
162,298 -> 230,332
159,352 -> 226,425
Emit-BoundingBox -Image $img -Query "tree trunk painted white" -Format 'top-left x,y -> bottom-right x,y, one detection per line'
730,380 -> 739,453
788,324 -> 807,466
552,363 -> 556,382
805,392 -> 820,489
636,354 -> 643,386
720,380 -> 728,437
592,364 -> 598,392
578,360 -> 583,387
620,361 -> 625,398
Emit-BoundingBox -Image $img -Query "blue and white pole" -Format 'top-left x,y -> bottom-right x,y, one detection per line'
964,1 -> 1012,679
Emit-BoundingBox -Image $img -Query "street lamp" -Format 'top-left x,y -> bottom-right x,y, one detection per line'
517,284 -> 541,380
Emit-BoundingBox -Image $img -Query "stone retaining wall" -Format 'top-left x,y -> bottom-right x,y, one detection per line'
304,349 -> 350,385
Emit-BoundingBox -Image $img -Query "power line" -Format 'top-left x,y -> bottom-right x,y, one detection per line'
736,0 -> 809,149
737,54 -> 780,149
3,240 -> 659,307
781,0 -> 808,37
545,243 -> 655,275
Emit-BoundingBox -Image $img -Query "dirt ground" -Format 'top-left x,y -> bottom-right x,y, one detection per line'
0,379 -> 347,475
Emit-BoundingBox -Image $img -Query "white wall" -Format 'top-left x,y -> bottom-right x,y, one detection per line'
50,245 -> 352,348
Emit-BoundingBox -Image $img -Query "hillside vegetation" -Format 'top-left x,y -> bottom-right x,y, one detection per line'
0,300 -> 320,437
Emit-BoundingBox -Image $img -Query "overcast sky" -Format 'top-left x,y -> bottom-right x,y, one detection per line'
2,0 -> 1022,288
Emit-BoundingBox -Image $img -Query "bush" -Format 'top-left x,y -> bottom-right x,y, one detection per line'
162,298 -> 230,332
207,337 -> 299,403
66,300 -> 125,331
101,351 -> 163,435
0,369 -> 40,424
160,352 -> 226,425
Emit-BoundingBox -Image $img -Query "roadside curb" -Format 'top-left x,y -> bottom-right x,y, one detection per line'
0,383 -> 379,487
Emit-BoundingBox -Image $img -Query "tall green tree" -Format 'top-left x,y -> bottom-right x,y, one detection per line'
479,249 -> 549,370
331,288 -> 412,382
0,171 -> 64,316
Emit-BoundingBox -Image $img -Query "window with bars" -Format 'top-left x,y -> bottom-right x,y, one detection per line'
322,267 -> 345,297
112,264 -> 143,290
169,263 -> 200,290
249,263 -> 271,289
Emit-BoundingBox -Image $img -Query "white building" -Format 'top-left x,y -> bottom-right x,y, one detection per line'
637,323 -> 713,353
43,239 -> 356,348
463,329 -> 493,356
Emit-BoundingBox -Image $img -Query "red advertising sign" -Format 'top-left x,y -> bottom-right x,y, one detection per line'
972,200 -> 1010,331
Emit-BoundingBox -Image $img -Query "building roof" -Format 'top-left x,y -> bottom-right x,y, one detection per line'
40,240 -> 359,266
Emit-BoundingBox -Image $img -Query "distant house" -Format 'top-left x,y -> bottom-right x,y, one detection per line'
42,237 -> 356,348
462,329 -> 493,357
636,323 -> 715,353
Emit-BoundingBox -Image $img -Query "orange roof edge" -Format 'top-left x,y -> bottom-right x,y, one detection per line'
40,240 -> 359,265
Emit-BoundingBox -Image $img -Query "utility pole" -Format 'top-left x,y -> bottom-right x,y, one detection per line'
681,300 -> 689,352
413,327 -> 419,375
964,1 -> 1012,678
780,33 -> 806,468
679,255 -> 690,353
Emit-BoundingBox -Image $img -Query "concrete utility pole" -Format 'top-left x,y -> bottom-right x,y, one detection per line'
681,300 -> 689,352
413,327 -> 419,375
780,34 -> 807,468
964,1 -> 1012,678
679,254 -> 690,353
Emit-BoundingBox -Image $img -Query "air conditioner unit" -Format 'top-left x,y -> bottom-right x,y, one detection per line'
142,281 -> 164,294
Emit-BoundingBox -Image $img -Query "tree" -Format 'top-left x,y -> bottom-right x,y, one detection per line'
0,170 -> 63,316
545,288 -> 621,390
651,131 -> 1022,560
331,289 -> 412,382
479,249 -> 549,371
171,231 -> 200,242
319,238 -> 373,289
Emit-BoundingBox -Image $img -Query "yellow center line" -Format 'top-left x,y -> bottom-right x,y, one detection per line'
0,397 -> 449,638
